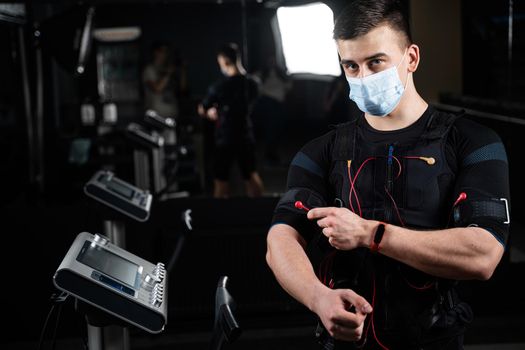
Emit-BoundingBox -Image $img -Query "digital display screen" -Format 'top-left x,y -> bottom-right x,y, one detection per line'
77,241 -> 139,287
107,180 -> 134,200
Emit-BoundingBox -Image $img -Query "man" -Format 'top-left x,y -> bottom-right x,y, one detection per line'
266,1 -> 510,349
198,43 -> 264,198
143,42 -> 184,118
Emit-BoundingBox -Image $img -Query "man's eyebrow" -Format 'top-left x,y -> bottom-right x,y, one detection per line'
340,52 -> 389,65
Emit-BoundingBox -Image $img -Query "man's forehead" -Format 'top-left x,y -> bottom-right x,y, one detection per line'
336,24 -> 404,60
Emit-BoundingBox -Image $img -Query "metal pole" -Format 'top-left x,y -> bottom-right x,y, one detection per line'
103,326 -> 130,350
35,39 -> 45,193
87,324 -> 103,350
134,149 -> 150,190
151,147 -> 165,194
103,220 -> 126,248
18,26 -> 36,187
240,0 -> 248,69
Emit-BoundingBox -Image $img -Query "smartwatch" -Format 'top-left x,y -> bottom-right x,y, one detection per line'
370,222 -> 386,253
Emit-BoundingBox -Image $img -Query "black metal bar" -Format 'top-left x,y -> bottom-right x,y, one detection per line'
35,38 -> 45,193
432,103 -> 525,127
18,26 -> 36,186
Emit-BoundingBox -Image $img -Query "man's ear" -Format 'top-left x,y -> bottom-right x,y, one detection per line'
407,44 -> 420,73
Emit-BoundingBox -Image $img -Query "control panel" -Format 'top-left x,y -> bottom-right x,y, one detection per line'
53,232 -> 168,333
84,170 -> 152,222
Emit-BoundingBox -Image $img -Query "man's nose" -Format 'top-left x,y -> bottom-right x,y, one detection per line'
358,67 -> 374,79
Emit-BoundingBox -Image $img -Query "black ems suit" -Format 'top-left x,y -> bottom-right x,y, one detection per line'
271,107 -> 510,349
201,74 -> 259,181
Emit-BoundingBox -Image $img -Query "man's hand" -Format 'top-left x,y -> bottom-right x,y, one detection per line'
307,207 -> 375,250
206,107 -> 219,121
312,286 -> 372,341
197,104 -> 218,121
197,104 -> 206,117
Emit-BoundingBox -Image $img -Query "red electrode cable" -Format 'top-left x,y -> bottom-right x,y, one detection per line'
295,200 -> 337,287
370,274 -> 390,350
348,157 -> 376,217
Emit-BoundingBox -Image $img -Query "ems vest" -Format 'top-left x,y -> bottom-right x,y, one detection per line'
329,110 -> 460,227
316,110 -> 473,346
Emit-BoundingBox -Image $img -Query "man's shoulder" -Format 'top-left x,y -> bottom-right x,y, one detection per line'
451,113 -> 502,144
211,77 -> 227,91
296,128 -> 339,161
292,119 -> 359,157
444,111 -> 504,161
308,127 -> 340,144
427,107 -> 500,142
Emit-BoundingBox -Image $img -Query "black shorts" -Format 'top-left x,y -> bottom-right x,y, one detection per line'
213,142 -> 257,181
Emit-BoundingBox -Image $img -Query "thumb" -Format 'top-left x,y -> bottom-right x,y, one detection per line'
341,289 -> 373,315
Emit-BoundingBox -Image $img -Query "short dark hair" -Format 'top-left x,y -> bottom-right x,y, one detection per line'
217,43 -> 240,64
333,0 -> 412,47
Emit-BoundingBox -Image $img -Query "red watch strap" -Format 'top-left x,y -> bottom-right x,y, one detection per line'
370,222 -> 386,253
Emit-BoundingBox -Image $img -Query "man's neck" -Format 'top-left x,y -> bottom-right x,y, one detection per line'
364,80 -> 428,131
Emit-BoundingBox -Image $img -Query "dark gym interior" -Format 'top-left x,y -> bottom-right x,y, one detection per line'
1,1 -> 524,349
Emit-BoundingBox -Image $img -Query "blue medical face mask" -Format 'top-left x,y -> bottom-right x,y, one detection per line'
346,50 -> 408,117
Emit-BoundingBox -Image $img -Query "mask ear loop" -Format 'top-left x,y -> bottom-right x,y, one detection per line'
397,48 -> 410,90
397,48 -> 408,68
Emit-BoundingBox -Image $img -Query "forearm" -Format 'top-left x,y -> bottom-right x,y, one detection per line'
378,224 -> 504,280
266,224 -> 326,311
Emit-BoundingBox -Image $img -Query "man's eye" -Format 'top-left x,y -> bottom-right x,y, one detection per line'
369,59 -> 383,66
343,63 -> 358,70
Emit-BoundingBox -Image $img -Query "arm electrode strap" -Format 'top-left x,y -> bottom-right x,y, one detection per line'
453,197 -> 510,246
453,198 -> 510,226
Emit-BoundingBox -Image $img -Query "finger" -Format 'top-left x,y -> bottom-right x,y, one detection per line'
331,308 -> 366,328
307,207 -> 336,220
328,237 -> 342,250
322,227 -> 333,237
341,289 -> 373,314
330,325 -> 363,342
316,217 -> 331,228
